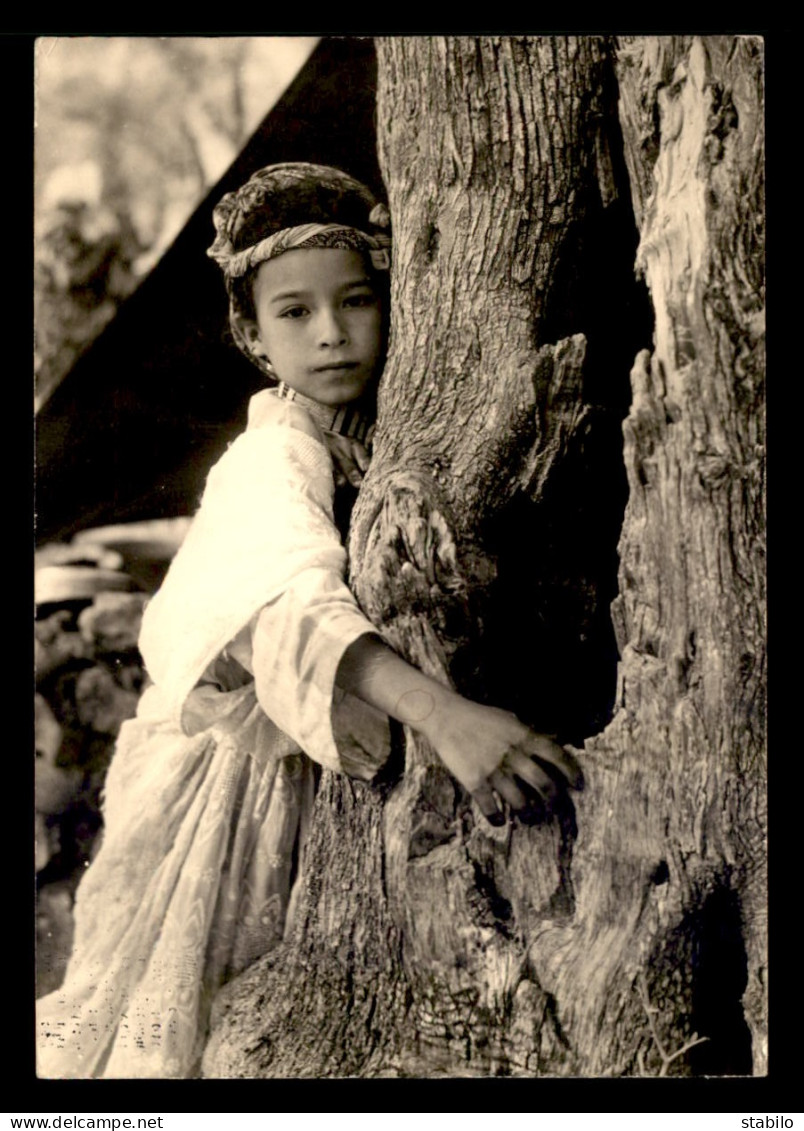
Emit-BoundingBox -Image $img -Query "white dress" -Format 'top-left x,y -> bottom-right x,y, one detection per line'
36,390 -> 390,1078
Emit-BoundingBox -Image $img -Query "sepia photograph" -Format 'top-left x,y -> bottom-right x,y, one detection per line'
33,34 -> 767,1085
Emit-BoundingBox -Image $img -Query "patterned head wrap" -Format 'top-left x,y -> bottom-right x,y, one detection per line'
207,163 -> 392,378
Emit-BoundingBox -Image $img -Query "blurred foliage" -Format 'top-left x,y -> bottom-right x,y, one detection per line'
35,193 -> 143,408
34,36 -> 318,407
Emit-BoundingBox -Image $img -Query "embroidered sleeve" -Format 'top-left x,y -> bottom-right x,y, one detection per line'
249,571 -> 391,780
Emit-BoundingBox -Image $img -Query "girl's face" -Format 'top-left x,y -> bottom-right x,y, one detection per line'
244,247 -> 384,406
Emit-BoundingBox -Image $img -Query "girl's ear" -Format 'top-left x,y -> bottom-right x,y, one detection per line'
234,313 -> 268,360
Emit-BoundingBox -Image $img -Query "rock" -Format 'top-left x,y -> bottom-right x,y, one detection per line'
35,565 -> 137,608
35,611 -> 92,682
74,665 -> 140,735
115,662 -> 146,694
36,878 -> 77,997
35,609 -> 75,644
35,811 -> 60,873
35,693 -> 63,762
36,760 -> 83,817
35,541 -> 124,572
77,591 -> 147,654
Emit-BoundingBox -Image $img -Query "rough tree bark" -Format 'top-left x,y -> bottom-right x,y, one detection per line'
203,35 -> 765,1078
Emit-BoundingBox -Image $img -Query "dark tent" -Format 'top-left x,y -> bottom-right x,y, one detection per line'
35,37 -> 382,546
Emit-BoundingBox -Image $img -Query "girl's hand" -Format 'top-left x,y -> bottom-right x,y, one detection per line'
325,433 -> 371,488
422,696 -> 583,825
335,637 -> 581,826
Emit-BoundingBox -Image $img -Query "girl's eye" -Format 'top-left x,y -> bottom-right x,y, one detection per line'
343,292 -> 376,309
280,306 -> 308,319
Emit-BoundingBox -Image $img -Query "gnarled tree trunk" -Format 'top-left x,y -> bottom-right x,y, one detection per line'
203,34 -> 765,1078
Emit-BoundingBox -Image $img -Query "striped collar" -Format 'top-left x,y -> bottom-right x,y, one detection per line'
275,381 -> 375,445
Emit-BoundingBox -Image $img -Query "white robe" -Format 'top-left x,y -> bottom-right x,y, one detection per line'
36,390 -> 390,1079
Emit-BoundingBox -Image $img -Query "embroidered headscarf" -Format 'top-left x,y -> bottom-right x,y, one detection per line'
207,163 -> 392,380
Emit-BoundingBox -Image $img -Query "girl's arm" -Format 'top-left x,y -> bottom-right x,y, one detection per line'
336,634 -> 582,824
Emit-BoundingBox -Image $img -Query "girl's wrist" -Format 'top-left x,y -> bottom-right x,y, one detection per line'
398,682 -> 464,746
336,634 -> 464,744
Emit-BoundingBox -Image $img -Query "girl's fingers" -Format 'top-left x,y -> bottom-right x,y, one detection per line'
327,437 -> 366,486
504,749 -> 557,803
473,781 -> 505,826
346,455 -> 365,486
354,443 -> 371,472
336,450 -> 362,486
489,769 -> 528,812
519,733 -> 584,789
340,461 -> 363,487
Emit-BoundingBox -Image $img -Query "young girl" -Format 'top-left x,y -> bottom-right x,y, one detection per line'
37,163 -> 581,1079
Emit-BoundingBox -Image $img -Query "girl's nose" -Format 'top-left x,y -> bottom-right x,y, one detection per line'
317,307 -> 348,347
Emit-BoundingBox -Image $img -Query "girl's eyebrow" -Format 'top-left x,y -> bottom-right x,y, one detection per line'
268,277 -> 375,304
268,289 -> 307,304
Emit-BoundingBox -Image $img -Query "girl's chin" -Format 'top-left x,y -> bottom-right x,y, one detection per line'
314,390 -> 364,408
312,378 -> 374,406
